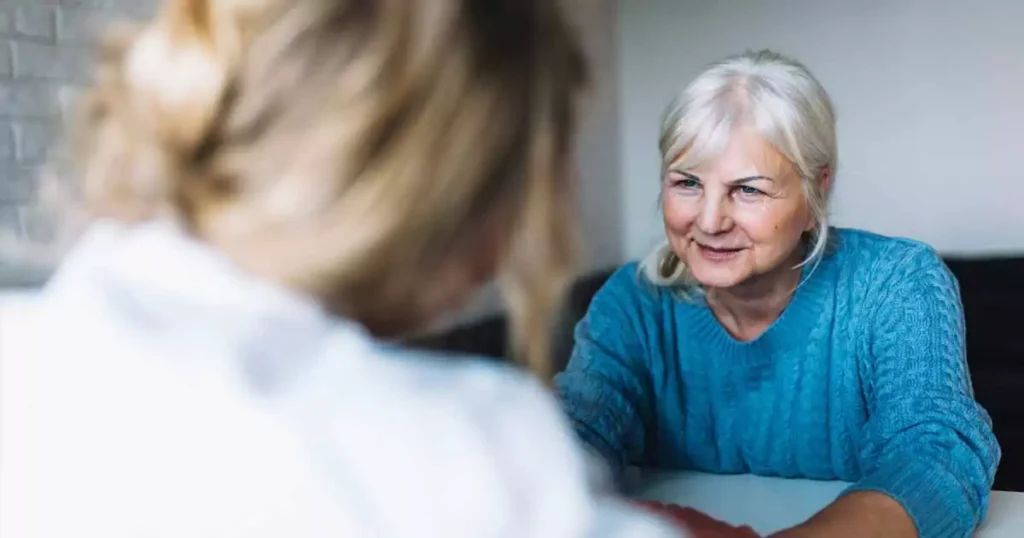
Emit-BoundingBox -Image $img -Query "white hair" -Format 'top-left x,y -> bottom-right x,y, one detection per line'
641,49 -> 837,296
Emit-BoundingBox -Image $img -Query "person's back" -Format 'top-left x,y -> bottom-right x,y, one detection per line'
1,221 -> 672,537
0,1 -> 682,536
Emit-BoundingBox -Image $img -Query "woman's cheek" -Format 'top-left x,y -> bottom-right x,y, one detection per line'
730,207 -> 769,241
662,196 -> 694,234
734,203 -> 806,254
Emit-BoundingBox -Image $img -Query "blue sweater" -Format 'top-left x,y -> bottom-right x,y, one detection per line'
554,228 -> 1000,538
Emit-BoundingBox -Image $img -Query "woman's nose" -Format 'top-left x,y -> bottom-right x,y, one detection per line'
696,195 -> 733,235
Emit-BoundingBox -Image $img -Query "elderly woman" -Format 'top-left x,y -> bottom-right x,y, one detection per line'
555,50 -> 1000,538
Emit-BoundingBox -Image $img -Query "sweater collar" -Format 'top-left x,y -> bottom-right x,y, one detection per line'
687,251 -> 837,361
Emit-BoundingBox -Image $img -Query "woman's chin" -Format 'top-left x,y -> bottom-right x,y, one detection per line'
687,262 -> 750,290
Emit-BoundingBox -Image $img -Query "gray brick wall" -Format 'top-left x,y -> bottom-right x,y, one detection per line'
0,0 -> 155,243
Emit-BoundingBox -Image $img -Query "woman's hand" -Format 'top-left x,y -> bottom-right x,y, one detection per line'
767,491 -> 916,538
633,501 -> 761,537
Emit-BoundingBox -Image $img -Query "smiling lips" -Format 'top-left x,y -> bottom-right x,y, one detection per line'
694,241 -> 746,261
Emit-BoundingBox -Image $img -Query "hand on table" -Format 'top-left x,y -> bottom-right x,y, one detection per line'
633,501 -> 761,538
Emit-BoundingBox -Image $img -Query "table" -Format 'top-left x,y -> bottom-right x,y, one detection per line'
628,470 -> 1024,537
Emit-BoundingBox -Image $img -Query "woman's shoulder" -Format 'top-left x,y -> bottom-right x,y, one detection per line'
590,262 -> 677,313
830,227 -> 950,282
601,262 -> 648,294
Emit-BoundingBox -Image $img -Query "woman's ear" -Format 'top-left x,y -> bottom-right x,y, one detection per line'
818,165 -> 833,193
803,165 -> 832,233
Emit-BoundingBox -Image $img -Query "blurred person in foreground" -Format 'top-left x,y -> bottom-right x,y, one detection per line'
0,1 -> 726,536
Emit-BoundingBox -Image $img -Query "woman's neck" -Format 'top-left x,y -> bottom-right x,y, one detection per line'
705,251 -> 805,341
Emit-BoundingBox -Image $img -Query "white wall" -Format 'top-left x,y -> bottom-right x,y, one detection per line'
0,0 -> 155,235
619,0 -> 1024,259
566,0 -> 623,270
0,0 -> 157,286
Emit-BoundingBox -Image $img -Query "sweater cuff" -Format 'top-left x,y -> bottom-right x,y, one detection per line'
842,459 -> 970,538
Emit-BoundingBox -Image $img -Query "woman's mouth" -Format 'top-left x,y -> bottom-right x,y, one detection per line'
695,242 -> 745,262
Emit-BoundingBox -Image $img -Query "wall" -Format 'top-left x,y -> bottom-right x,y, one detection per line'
619,0 -> 1024,259
0,0 -> 156,284
0,0 -> 156,230
565,0 -> 622,271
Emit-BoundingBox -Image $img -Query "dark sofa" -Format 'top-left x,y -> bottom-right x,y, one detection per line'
413,256 -> 1024,492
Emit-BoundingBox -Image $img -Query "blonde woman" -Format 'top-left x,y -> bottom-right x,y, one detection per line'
0,1 -> 691,537
555,50 -> 1000,538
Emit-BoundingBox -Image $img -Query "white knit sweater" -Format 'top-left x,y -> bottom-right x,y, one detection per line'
0,220 -> 682,538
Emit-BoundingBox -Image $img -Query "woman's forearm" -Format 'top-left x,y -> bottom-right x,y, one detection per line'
770,491 -> 916,538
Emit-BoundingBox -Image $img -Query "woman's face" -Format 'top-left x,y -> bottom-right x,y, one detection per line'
662,125 -> 814,290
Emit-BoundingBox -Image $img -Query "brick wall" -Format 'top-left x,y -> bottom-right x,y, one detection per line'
0,0 -> 155,243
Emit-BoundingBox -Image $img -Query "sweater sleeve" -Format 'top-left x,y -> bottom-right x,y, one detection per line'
844,248 -> 1001,538
553,265 -> 657,481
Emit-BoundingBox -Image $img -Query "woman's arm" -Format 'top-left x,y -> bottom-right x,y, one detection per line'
553,265 -> 659,481
778,248 -> 1000,538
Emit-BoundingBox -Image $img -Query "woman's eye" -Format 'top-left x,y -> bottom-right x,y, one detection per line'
665,173 -> 700,192
735,185 -> 763,198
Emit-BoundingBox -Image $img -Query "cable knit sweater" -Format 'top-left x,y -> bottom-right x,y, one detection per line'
554,228 -> 1000,538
